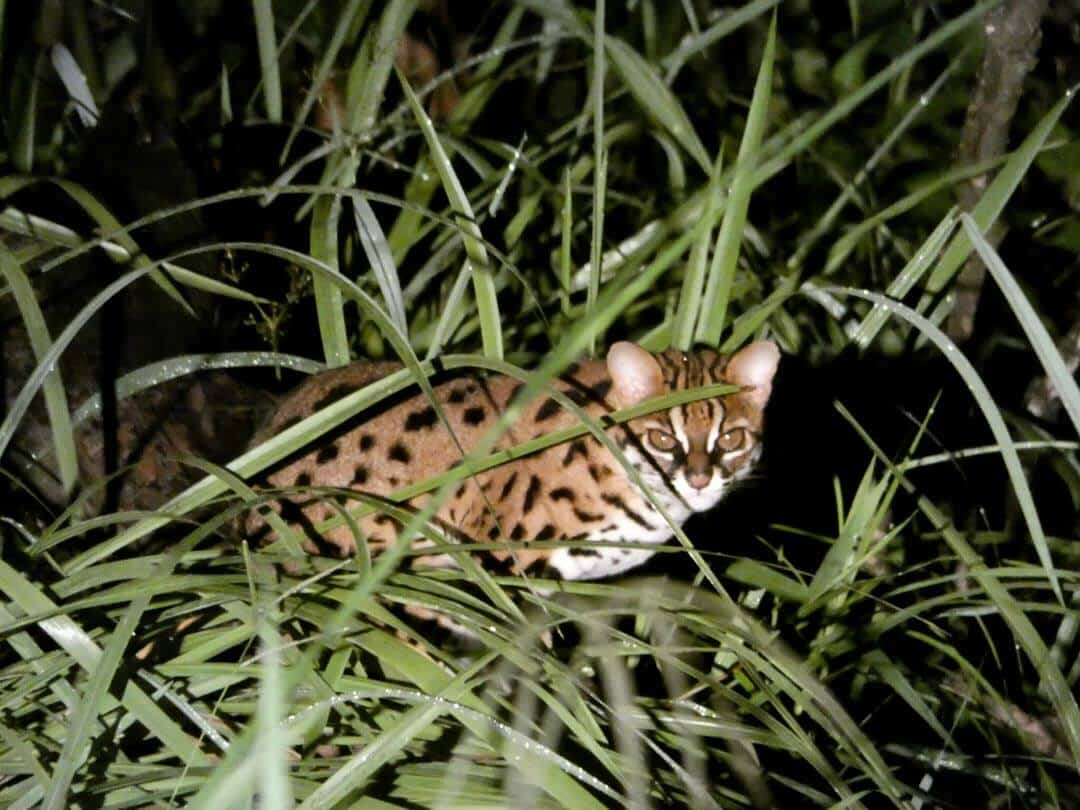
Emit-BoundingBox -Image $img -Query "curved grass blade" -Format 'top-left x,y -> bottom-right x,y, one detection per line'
70,351 -> 325,428
0,203 -> 265,304
0,247 -> 77,496
961,214 -> 1080,437
0,266 -> 152,477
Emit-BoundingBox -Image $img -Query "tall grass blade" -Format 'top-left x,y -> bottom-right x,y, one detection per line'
695,13 -> 775,344
12,51 -> 42,172
279,0 -> 370,160
605,35 -> 710,172
251,0 -> 282,122
397,67 -> 503,359
672,151 -> 724,350
353,197 -> 408,335
586,0 -> 606,357
309,197 -> 351,366
253,617 -> 292,809
587,149 -> 607,356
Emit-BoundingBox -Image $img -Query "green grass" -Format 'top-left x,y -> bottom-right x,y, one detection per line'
0,1 -> 1077,807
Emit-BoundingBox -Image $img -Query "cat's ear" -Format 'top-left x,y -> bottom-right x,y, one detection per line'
607,342 -> 665,407
728,340 -> 780,407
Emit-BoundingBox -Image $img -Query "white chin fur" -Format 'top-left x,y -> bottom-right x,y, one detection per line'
674,476 -> 727,512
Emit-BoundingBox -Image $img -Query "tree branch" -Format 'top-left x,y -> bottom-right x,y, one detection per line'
949,0 -> 1050,341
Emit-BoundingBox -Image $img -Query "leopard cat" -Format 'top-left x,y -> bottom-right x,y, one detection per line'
244,340 -> 779,581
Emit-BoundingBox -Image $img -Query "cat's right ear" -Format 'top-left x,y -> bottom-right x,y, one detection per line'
607,342 -> 665,407
727,340 -> 780,407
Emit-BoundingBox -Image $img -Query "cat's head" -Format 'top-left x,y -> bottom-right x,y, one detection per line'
607,340 -> 780,512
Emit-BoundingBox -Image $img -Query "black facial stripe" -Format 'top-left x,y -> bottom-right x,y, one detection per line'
622,426 -> 681,493
600,493 -> 655,530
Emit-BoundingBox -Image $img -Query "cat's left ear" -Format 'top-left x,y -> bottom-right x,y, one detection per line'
727,340 -> 780,407
607,342 -> 665,407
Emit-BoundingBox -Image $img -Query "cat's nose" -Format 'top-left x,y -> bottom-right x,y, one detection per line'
687,471 -> 711,490
686,450 -> 711,489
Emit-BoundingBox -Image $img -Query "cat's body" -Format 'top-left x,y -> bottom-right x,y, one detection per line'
246,341 -> 779,581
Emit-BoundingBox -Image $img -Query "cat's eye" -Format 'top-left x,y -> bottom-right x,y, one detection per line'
646,429 -> 678,452
716,428 -> 748,452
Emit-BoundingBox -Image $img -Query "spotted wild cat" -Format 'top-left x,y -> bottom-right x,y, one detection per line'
245,340 -> 779,580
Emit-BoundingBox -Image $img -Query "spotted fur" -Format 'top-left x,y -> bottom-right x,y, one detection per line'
244,342 -> 779,581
